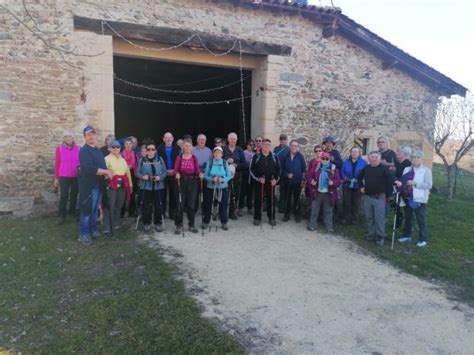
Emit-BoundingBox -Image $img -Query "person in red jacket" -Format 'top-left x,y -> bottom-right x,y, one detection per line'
54,129 -> 81,225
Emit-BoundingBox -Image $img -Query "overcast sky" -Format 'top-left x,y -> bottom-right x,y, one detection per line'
310,0 -> 473,91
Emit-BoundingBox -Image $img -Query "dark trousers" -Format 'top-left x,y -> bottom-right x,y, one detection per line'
254,181 -> 276,221
403,201 -> 428,242
342,187 -> 361,223
202,187 -> 229,224
175,177 -> 198,227
243,175 -> 254,210
278,182 -> 288,212
228,173 -> 242,216
239,171 -> 250,209
162,176 -> 178,219
284,183 -> 302,217
58,177 -> 78,218
142,189 -> 164,225
128,174 -> 138,216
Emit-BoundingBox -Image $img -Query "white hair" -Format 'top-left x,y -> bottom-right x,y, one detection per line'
197,134 -> 207,140
63,129 -> 75,138
412,149 -> 424,158
227,132 -> 238,139
397,145 -> 412,158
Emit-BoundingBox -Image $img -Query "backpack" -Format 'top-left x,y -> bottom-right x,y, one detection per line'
176,154 -> 199,177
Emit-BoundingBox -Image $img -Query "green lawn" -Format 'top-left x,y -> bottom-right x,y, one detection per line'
336,163 -> 474,306
0,218 -> 243,354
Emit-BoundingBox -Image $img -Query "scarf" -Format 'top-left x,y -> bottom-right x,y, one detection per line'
318,162 -> 331,192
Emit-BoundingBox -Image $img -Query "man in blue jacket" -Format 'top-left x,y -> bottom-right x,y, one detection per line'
78,126 -> 112,246
280,140 -> 306,222
341,147 -> 367,224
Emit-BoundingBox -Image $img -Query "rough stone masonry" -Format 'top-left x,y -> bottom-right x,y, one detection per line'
0,0 -> 465,215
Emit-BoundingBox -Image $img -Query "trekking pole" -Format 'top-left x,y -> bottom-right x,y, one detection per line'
271,177 -> 275,230
216,188 -> 223,232
200,178 -> 204,237
104,178 -> 116,240
210,184 -> 217,233
391,190 -> 400,251
177,177 -> 185,238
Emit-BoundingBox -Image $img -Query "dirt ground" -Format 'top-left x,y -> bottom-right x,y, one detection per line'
141,214 -> 474,354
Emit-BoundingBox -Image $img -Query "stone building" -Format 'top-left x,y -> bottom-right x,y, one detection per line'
0,0 -> 467,215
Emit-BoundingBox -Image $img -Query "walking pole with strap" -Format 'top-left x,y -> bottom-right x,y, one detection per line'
260,178 -> 265,230
215,187 -> 223,232
177,177 -> 185,238
391,188 -> 400,251
210,183 -> 217,233
270,176 -> 275,229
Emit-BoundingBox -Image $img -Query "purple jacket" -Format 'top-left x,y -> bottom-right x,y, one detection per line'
306,162 -> 341,205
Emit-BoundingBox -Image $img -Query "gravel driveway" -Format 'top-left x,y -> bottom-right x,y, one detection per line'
141,215 -> 473,354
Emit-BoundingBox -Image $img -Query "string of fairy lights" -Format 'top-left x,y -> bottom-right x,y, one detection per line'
102,20 -> 250,141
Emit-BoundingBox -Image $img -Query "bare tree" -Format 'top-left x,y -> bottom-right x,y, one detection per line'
434,91 -> 473,200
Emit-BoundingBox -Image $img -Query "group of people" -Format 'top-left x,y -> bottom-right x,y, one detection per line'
54,127 -> 432,248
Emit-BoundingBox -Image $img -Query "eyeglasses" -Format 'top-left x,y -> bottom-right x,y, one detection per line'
147,148 -> 156,151
377,141 -> 386,144
314,149 -> 322,153
255,140 -> 262,143
321,157 -> 329,161
111,146 -> 121,149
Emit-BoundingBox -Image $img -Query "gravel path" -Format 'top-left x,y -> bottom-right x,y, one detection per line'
141,214 -> 473,354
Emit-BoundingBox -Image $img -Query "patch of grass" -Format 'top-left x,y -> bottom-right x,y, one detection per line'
336,163 -> 474,306
0,217 -> 243,353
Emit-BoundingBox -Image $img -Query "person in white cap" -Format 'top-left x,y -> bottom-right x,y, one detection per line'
202,146 -> 232,231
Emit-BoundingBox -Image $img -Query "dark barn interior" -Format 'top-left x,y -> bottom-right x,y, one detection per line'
113,56 -> 252,147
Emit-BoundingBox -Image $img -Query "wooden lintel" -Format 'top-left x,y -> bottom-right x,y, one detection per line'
73,16 -> 292,57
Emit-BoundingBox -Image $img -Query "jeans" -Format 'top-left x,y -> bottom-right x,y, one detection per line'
175,177 -> 198,227
58,177 -> 78,218
254,181 -> 276,221
309,192 -> 333,230
284,182 -> 302,218
362,194 -> 387,237
342,187 -> 361,223
142,189 -> 164,225
202,187 -> 229,224
103,187 -> 126,233
79,185 -> 101,237
228,173 -> 242,216
403,201 -> 428,242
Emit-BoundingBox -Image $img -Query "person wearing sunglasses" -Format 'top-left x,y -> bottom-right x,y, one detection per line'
341,147 -> 367,225
121,137 -> 139,218
242,139 -> 256,213
103,140 -> 133,236
307,151 -> 341,233
358,151 -> 401,246
322,136 -> 343,170
254,135 -> 264,154
137,142 -> 168,233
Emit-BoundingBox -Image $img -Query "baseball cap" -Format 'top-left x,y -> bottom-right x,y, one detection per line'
83,126 -> 96,135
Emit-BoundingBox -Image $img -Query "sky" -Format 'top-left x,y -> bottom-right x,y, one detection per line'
309,0 -> 473,91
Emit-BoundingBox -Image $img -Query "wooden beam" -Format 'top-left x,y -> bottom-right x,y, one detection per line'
73,16 -> 292,57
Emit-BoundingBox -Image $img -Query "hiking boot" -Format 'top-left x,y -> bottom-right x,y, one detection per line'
229,214 -> 238,221
236,209 -> 243,217
376,236 -> 385,246
57,217 -> 66,225
155,224 -> 163,233
78,235 -> 93,246
201,223 -> 209,229
253,219 -> 261,226
416,241 -> 428,247
221,223 -> 229,231
307,225 -> 316,231
295,215 -> 301,223
174,227 -> 182,235
91,231 -> 101,240
269,220 -> 276,227
143,224 -> 151,233
365,235 -> 375,241
282,215 -> 290,222
189,226 -> 199,233
398,236 -> 411,243
327,228 -> 335,233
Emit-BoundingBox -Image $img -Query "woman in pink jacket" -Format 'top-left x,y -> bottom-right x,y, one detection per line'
54,130 -> 81,224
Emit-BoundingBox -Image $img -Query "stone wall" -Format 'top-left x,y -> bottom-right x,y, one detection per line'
0,0 -> 441,215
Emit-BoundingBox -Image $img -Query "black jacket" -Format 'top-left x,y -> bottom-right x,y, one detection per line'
156,144 -> 180,171
249,151 -> 281,182
223,145 -> 248,172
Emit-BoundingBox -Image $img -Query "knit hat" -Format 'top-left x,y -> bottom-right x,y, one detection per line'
321,151 -> 331,159
322,136 -> 336,145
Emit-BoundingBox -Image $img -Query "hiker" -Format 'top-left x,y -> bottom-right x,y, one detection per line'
249,138 -> 281,226
176,139 -> 184,153
377,136 -> 397,172
137,142 -> 168,233
307,151 -> 341,232
223,132 -> 247,219
341,147 -> 367,224
280,140 -> 306,222
398,150 -> 432,247
358,151 -> 401,246
274,134 -> 290,213
135,144 -> 148,218
54,129 -> 80,225
202,146 -> 232,231
214,137 -> 224,148
173,139 -> 203,234
322,136 -> 343,170
254,135 -> 263,154
103,140 -> 133,236
192,134 -> 212,212
306,144 -> 323,176
78,126 -> 112,246
99,133 -> 115,157
130,136 -> 140,155
121,137 -> 138,217
393,145 -> 412,228
157,132 -> 181,220
241,139 -> 255,214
